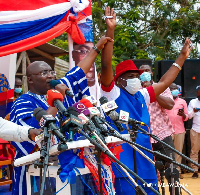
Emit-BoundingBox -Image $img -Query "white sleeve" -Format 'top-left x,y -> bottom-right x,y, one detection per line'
139,88 -> 151,105
100,84 -> 120,101
0,117 -> 30,142
188,100 -> 195,119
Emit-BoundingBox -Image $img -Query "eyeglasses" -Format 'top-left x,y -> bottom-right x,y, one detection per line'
32,70 -> 56,77
73,49 -> 90,56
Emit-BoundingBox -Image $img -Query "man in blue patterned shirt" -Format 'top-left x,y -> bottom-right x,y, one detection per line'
10,36 -> 113,195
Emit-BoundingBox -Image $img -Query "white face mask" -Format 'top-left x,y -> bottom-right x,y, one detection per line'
120,78 -> 141,95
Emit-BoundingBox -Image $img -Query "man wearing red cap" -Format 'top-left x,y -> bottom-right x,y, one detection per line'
100,7 -> 193,195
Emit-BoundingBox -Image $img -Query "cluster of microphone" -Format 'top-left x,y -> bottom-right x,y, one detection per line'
33,80 -> 146,148
31,81 -> 196,195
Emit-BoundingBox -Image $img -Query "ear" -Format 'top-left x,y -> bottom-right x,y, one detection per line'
27,76 -> 33,84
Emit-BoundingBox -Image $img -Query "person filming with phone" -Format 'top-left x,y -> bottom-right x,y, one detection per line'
188,85 -> 200,178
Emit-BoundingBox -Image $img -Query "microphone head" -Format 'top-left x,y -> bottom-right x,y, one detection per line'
50,80 -> 60,88
33,107 -> 47,122
47,89 -> 64,107
108,111 -> 119,121
80,98 -> 93,108
72,102 -> 90,116
82,95 -> 88,99
99,96 -> 108,105
67,106 -> 79,117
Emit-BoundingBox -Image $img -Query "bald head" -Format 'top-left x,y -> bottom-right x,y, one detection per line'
27,61 -> 51,77
27,61 -> 55,95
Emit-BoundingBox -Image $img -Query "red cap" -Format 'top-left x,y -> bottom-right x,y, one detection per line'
80,99 -> 93,108
114,60 -> 143,81
47,89 -> 63,107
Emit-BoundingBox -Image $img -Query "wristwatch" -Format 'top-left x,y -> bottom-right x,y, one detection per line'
92,46 -> 100,54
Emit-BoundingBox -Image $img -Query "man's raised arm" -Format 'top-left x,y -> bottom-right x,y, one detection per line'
101,6 -> 116,87
153,37 -> 192,97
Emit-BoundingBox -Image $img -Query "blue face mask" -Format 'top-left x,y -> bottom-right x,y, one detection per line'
140,72 -> 151,82
171,89 -> 179,97
14,88 -> 22,94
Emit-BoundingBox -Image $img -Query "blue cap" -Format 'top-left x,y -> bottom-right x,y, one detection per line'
78,19 -> 94,42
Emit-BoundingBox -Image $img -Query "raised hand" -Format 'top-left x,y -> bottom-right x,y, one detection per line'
105,6 -> 117,30
180,37 -> 193,60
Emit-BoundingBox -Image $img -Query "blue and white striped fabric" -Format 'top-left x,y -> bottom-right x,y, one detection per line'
10,66 -> 90,195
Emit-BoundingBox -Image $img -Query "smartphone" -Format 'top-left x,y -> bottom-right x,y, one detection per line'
196,108 -> 200,111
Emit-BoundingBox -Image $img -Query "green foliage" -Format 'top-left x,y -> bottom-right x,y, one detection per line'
49,1 -> 200,70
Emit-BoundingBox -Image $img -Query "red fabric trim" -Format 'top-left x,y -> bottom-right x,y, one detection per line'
0,89 -> 14,102
0,14 -> 87,57
101,79 -> 115,92
0,0 -> 69,11
146,86 -> 156,103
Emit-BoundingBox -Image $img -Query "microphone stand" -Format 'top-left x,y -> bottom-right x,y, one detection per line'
100,124 -> 194,172
132,124 -> 195,195
34,126 -> 51,195
102,119 -> 155,165
95,147 -> 103,195
129,125 -> 138,187
78,128 -> 160,195
104,126 -> 194,195
84,124 -> 103,195
134,124 -> 200,169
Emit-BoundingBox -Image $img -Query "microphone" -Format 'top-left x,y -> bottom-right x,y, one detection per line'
109,110 -> 145,126
33,107 -> 67,144
72,101 -> 90,116
80,99 -> 108,137
99,96 -> 124,132
50,79 -> 74,98
61,107 -> 83,141
82,95 -> 97,106
46,89 -> 68,116
79,98 -> 93,108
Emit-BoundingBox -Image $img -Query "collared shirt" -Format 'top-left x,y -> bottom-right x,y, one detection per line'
188,98 -> 200,133
147,87 -> 174,143
165,97 -> 188,134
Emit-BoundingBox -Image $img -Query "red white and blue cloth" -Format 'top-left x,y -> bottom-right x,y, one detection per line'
0,0 -> 91,57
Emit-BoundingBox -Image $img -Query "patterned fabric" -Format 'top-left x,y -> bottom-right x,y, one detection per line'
166,97 -> 188,134
0,73 -> 14,118
101,81 -> 157,194
147,87 -> 174,143
0,73 -> 10,92
10,66 -> 90,195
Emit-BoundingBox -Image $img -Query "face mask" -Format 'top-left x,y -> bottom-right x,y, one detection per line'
171,89 -> 179,97
14,88 -> 22,94
140,72 -> 151,82
121,78 -> 141,95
